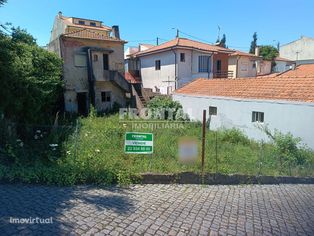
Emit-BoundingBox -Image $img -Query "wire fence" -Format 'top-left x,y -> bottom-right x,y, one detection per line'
0,118 -> 313,178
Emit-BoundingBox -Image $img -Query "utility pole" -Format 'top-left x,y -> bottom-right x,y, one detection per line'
176,29 -> 179,38
156,37 -> 159,46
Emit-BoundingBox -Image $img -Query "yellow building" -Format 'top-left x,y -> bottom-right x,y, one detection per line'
48,12 -> 130,115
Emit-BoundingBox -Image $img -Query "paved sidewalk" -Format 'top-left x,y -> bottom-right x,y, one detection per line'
0,184 -> 313,235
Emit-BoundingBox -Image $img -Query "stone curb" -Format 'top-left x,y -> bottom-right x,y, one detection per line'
140,172 -> 314,185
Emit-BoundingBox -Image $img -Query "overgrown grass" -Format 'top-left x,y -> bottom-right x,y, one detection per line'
0,114 -> 313,185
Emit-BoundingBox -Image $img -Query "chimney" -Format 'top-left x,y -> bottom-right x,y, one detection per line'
112,25 -> 120,40
58,11 -> 62,18
255,46 -> 260,56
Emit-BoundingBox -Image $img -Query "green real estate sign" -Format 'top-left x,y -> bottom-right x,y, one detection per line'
124,132 -> 153,154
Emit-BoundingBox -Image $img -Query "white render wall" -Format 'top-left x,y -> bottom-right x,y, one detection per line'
228,56 -> 257,78
139,49 -> 212,93
173,94 -> 314,150
280,36 -> 314,62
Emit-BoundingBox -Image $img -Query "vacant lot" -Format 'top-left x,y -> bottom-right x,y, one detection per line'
0,115 -> 313,185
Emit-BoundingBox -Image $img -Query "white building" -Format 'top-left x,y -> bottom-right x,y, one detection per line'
129,38 -> 233,94
273,57 -> 296,73
173,77 -> 314,149
280,36 -> 314,65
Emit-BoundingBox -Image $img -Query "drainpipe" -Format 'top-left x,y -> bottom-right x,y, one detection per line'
86,48 -> 95,108
236,56 -> 240,78
171,47 -> 177,89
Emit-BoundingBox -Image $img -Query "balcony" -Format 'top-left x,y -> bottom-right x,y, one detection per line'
213,71 -> 234,78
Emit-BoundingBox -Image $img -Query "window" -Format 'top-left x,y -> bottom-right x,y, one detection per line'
93,54 -> 98,62
216,60 -> 221,72
180,53 -> 185,62
209,106 -> 217,116
101,91 -> 111,102
252,62 -> 256,69
78,20 -> 85,25
252,111 -> 264,123
103,54 -> 109,70
155,60 -> 161,70
74,54 -> 87,67
198,56 -> 210,72
90,22 -> 96,27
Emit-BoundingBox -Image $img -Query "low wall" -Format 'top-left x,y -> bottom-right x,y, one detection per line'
140,172 -> 314,185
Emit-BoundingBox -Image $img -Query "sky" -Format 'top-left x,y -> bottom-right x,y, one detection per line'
1,0 -> 314,51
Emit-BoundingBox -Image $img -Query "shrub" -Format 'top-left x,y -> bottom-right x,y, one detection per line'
147,96 -> 189,120
219,128 -> 250,145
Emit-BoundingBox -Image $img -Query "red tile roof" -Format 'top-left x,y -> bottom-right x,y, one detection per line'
63,28 -> 125,42
134,38 -> 234,56
61,16 -> 111,31
275,56 -> 294,62
230,50 -> 261,59
277,64 -> 314,77
125,72 -> 141,84
174,77 -> 314,103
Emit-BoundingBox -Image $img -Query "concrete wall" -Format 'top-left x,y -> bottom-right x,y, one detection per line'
273,60 -> 294,73
139,49 -> 214,93
61,37 -> 125,113
228,56 -> 257,78
140,50 -> 176,94
280,36 -> 314,62
173,94 -> 314,150
257,60 -> 272,76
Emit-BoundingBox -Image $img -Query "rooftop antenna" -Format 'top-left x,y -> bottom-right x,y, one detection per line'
172,28 -> 179,38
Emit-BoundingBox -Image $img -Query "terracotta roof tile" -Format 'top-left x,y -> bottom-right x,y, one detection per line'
174,77 -> 314,103
63,28 -> 124,42
277,64 -> 314,77
230,50 -> 261,58
61,16 -> 111,31
125,72 -> 141,84
134,38 -> 233,56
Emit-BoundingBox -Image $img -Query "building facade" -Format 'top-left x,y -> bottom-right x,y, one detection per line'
48,12 -> 130,115
228,51 -> 260,78
127,38 -> 233,94
280,36 -> 314,65
173,77 -> 314,150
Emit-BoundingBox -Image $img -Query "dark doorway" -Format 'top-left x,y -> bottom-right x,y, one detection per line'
77,92 -> 88,116
103,54 -> 109,70
216,60 -> 222,72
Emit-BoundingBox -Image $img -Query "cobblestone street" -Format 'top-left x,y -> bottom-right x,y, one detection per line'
0,184 -> 313,235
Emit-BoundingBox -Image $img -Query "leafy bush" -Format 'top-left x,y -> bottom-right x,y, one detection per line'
219,128 -> 250,145
272,131 -> 310,165
147,96 -> 189,120
0,27 -> 63,124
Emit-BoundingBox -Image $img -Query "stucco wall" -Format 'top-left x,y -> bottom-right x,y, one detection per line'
95,81 -> 126,112
228,56 -> 257,78
61,37 -> 125,113
173,94 -> 314,150
139,49 -> 213,93
140,50 -> 176,93
280,36 -> 314,61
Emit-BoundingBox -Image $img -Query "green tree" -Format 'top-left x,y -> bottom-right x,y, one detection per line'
219,34 -> 227,48
0,27 -> 63,123
259,45 -> 279,61
11,27 -> 36,45
0,0 -> 7,6
249,32 -> 257,54
216,34 -> 227,48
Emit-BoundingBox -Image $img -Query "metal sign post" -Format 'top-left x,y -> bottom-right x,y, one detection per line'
201,110 -> 206,176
